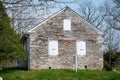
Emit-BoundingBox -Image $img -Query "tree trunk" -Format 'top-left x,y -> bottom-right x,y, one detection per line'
109,52 -> 112,66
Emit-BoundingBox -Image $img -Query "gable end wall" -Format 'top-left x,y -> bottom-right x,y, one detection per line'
29,8 -> 103,70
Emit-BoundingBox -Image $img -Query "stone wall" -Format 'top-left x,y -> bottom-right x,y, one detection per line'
29,7 -> 103,70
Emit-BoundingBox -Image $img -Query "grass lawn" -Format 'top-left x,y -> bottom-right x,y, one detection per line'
115,65 -> 120,71
0,67 -> 120,80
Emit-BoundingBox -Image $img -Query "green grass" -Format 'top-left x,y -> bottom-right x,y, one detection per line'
115,65 -> 120,71
0,68 -> 120,80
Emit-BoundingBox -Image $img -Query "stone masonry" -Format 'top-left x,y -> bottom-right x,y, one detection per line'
28,7 -> 103,70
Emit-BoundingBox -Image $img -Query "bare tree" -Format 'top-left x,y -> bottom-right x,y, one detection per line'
104,24 -> 120,66
1,0 -> 53,35
102,1 -> 120,65
77,0 -> 120,66
103,0 -> 120,30
77,1 -> 106,30
1,0 -> 77,35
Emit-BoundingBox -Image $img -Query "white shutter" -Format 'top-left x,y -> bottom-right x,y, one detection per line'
76,41 -> 86,56
48,40 -> 58,56
63,19 -> 71,30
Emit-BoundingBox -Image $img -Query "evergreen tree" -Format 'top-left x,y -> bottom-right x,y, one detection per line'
0,1 -> 26,67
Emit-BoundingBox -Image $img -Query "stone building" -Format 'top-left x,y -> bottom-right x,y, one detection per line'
26,6 -> 103,70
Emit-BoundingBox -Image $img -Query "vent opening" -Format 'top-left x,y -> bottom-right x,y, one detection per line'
49,67 -> 51,69
85,65 -> 87,69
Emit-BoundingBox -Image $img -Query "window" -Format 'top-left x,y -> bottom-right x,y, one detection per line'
76,41 -> 86,56
48,40 -> 58,56
63,19 -> 71,30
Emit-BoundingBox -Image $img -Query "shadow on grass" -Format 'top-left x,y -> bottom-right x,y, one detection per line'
63,69 -> 76,73
0,67 -> 27,74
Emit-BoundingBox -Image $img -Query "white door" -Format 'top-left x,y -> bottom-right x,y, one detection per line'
48,40 -> 58,56
76,41 -> 86,56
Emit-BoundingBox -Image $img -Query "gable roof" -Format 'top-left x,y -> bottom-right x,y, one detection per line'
28,6 -> 103,35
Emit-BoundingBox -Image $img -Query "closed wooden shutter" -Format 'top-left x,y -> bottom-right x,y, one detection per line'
76,41 -> 86,56
48,40 -> 58,56
63,19 -> 71,30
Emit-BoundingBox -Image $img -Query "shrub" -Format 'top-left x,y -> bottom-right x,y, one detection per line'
104,61 -> 112,71
105,66 -> 112,71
